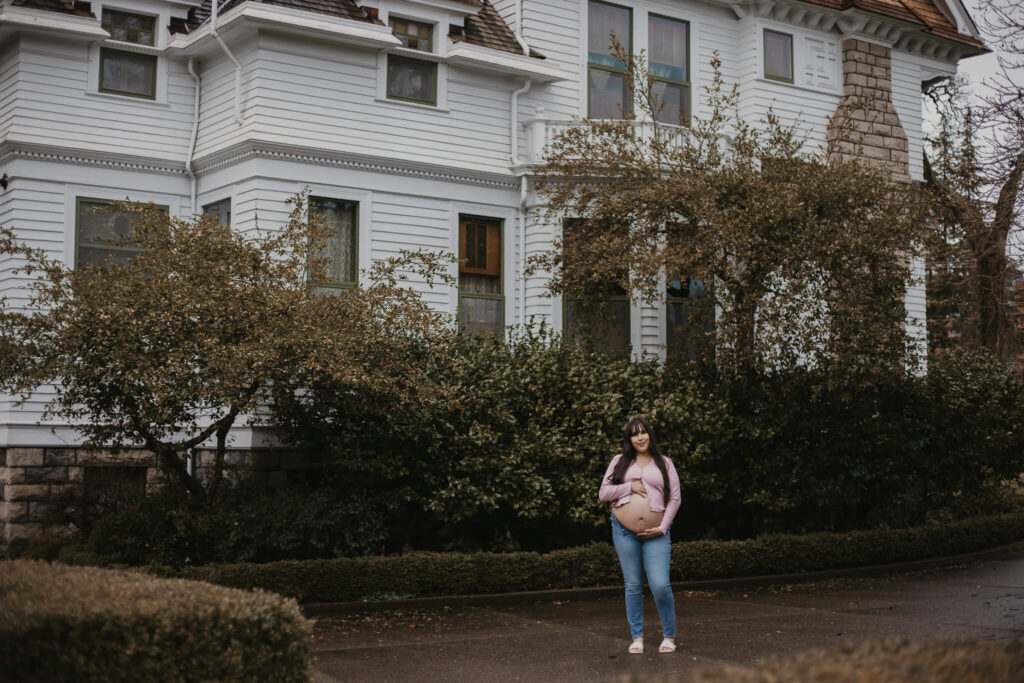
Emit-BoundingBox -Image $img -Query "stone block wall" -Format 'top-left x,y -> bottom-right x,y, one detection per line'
827,39 -> 910,180
0,446 -> 312,558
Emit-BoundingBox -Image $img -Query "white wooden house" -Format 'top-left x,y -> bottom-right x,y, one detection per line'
0,0 -> 987,551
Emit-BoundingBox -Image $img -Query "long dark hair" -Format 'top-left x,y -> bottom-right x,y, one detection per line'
608,418 -> 672,506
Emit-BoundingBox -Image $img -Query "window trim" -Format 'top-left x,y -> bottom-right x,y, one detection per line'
309,196 -> 359,289
587,0 -> 633,119
763,28 -> 795,84
202,198 -> 232,227
97,8 -> 159,100
647,13 -> 691,125
74,196 -> 162,269
385,15 -> 440,107
458,215 -> 505,335
98,47 -> 158,99
101,8 -> 156,46
386,54 -> 439,106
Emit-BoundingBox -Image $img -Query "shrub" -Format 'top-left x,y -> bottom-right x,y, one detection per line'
0,561 -> 312,682
180,511 -> 1024,603
628,638 -> 1024,682
75,477 -> 388,566
71,339 -> 1024,562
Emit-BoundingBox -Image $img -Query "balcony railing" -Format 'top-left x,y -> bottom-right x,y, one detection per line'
523,107 -> 693,165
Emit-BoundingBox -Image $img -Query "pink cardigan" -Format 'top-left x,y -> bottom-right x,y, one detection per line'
599,453 -> 682,535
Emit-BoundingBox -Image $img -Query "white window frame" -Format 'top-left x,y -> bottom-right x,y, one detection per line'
756,18 -> 841,95
449,202 -> 516,336
86,1 -> 173,105
376,7 -> 452,111
63,185 -> 182,268
300,185 -> 372,288
578,0 -> 700,121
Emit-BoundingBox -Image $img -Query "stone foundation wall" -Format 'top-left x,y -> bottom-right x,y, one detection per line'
0,446 -> 312,558
827,39 -> 910,180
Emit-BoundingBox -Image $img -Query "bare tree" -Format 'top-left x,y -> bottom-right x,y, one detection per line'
923,2 -> 1024,359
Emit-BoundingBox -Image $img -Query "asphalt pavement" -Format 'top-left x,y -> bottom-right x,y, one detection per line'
309,544 -> 1024,682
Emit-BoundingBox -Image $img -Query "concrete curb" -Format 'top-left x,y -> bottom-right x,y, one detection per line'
302,539 -> 1024,618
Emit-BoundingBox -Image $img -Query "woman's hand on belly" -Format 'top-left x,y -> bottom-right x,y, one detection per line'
612,492 -> 664,534
637,527 -> 664,539
630,480 -> 647,497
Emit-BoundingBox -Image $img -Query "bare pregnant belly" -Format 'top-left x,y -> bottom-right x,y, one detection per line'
612,495 -> 664,534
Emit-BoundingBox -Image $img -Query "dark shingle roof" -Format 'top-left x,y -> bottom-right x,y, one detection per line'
453,0 -> 543,58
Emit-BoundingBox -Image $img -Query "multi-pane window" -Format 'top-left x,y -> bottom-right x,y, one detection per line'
587,1 -> 631,119
100,10 -> 157,99
764,29 -> 794,83
459,216 -> 503,335
387,18 -> 437,105
203,199 -> 231,227
562,219 -> 630,355
75,198 -> 150,267
649,15 -> 690,125
310,197 -> 358,287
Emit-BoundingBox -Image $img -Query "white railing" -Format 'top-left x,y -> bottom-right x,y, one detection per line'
524,106 -> 693,165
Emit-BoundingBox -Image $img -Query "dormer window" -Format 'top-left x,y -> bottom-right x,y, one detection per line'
387,17 -> 437,105
100,10 -> 157,98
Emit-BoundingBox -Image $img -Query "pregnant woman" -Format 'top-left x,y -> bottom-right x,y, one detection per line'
599,417 -> 681,655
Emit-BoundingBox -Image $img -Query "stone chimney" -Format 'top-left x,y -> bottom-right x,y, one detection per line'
828,39 -> 910,180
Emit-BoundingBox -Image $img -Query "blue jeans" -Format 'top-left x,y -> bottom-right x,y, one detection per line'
610,514 -> 676,639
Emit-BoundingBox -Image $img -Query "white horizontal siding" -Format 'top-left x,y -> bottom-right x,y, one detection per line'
906,254 -> 927,372
523,209 -> 555,323
891,49 -> 925,181
692,3 -> 742,124
0,41 -> 19,142
12,36 -> 194,160
372,192 -> 454,310
0,177 -> 68,426
524,0 -> 582,121
493,0 -> 519,29
238,35 -> 514,176
193,38 -> 261,159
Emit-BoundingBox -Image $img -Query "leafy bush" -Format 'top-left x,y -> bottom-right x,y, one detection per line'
273,330 -> 1024,548
73,478 -> 388,566
180,511 -> 1024,603
0,561 -> 312,682
630,638 -> 1024,683
70,339 -> 1024,563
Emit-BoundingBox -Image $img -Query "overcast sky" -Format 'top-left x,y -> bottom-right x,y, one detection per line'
955,1 -> 1020,105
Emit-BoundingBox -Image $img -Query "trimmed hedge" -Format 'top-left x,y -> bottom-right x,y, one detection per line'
0,561 -> 312,682
632,638 -> 1024,683
180,510 -> 1024,603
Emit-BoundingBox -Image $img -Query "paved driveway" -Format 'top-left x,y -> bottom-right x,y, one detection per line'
310,546 -> 1024,682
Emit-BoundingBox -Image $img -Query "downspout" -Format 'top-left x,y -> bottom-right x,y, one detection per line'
511,78 -> 530,327
211,0 -> 244,125
186,57 -> 201,214
511,0 -> 532,325
519,175 -> 528,326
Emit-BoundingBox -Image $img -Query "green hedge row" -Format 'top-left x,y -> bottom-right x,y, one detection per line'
641,638 -> 1024,683
180,511 -> 1024,603
0,561 -> 312,682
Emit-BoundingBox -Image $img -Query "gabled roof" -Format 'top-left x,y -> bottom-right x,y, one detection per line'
454,1 -> 544,58
800,0 -> 985,50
